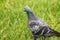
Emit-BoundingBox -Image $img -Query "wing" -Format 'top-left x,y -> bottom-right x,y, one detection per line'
28,19 -> 54,36
28,19 -> 48,34
29,21 -> 41,34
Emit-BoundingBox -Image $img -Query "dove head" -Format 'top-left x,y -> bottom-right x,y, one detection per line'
24,6 -> 31,12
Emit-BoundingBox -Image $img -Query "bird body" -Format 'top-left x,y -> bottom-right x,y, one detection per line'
24,6 -> 60,40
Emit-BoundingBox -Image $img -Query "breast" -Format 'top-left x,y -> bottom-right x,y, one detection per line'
28,20 -> 42,33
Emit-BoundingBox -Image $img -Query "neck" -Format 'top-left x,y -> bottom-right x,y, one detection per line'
26,11 -> 37,20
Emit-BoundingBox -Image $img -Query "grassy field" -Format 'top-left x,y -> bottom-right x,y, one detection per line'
0,0 -> 60,40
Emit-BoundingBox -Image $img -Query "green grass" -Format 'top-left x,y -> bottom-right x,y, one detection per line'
0,0 -> 60,40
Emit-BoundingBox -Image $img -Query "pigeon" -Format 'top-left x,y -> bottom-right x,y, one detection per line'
24,6 -> 60,40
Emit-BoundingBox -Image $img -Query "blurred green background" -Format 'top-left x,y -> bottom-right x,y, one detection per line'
0,0 -> 60,40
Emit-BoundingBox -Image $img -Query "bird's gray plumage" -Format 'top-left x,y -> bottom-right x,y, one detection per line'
24,6 -> 60,40
24,6 -> 48,33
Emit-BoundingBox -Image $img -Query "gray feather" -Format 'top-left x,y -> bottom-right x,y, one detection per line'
24,6 -> 60,38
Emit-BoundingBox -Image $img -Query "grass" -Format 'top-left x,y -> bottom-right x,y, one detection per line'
0,0 -> 60,40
